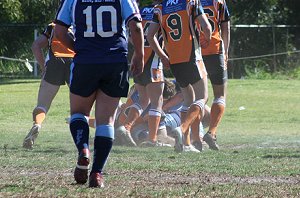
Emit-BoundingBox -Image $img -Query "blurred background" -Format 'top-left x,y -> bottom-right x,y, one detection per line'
0,0 -> 299,79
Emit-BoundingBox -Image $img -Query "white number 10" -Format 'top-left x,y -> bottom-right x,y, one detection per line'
83,6 -> 117,38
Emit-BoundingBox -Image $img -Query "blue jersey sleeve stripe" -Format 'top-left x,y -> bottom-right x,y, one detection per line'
55,0 -> 66,20
129,0 -> 139,13
56,0 -> 72,26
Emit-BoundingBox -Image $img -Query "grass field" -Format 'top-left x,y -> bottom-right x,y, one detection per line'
0,79 -> 299,197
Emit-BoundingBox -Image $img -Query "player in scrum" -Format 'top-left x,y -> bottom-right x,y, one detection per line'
147,0 -> 212,152
116,0 -> 167,147
23,22 -> 74,149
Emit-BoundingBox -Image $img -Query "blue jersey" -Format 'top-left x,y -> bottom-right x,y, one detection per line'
55,0 -> 141,64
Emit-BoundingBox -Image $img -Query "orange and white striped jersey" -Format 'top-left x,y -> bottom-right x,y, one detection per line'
199,0 -> 230,55
43,23 -> 75,58
153,0 -> 204,64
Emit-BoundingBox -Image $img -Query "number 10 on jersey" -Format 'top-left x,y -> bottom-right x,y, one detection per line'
83,6 -> 117,38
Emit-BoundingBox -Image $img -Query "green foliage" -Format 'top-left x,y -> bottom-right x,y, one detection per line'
0,0 -> 299,78
0,0 -> 23,22
227,0 -> 300,78
0,0 -> 59,75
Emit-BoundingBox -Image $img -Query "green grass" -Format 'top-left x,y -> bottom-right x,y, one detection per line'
0,79 -> 299,197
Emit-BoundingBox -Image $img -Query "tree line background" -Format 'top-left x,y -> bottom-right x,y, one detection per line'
0,0 -> 299,79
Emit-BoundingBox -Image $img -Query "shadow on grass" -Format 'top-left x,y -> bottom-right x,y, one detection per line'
262,150 -> 300,159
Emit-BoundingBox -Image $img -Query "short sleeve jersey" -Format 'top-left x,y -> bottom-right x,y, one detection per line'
55,0 -> 141,64
200,0 -> 230,55
153,0 -> 204,64
43,23 -> 75,58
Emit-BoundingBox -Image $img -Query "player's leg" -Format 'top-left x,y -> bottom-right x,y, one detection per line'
190,114 -> 202,150
203,84 -> 226,150
203,54 -> 227,150
190,105 -> 211,150
90,90 -> 119,187
145,81 -> 164,143
181,61 -> 208,152
23,55 -> 66,149
179,86 -> 193,146
70,91 -> 95,184
124,84 -> 148,132
210,84 -> 226,136
116,84 -> 148,146
68,63 -> 99,184
202,105 -> 211,129
23,80 -> 60,149
89,62 -> 129,188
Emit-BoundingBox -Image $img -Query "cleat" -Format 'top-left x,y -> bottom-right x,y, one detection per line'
89,172 -> 104,188
171,127 -> 183,153
23,124 -> 41,149
183,144 -> 201,153
139,140 -> 171,147
203,132 -> 219,150
192,141 -> 203,151
115,126 -> 137,147
74,148 -> 90,184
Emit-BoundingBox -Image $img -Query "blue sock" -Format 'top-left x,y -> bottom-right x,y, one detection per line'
91,125 -> 114,174
69,113 -> 89,154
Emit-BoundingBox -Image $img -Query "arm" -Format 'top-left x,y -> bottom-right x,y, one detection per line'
147,23 -> 170,68
128,19 -> 144,77
31,35 -> 48,72
163,92 -> 183,112
197,14 -> 212,44
54,24 -> 74,51
221,20 -> 230,63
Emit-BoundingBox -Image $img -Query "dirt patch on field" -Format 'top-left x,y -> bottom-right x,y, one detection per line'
2,168 -> 298,186
106,169 -> 300,186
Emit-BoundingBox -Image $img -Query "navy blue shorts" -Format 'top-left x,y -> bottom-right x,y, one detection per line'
203,54 -> 228,85
70,62 -> 129,97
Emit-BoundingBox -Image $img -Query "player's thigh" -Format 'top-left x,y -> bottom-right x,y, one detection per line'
203,54 -> 228,85
135,84 -> 149,109
70,92 -> 96,116
95,90 -> 120,126
180,85 -> 194,107
146,82 -> 164,108
212,83 -> 227,98
191,77 -> 208,101
37,79 -> 60,110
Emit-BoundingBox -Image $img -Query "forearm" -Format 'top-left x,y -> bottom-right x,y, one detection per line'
31,45 -> 45,68
148,36 -> 167,59
147,24 -> 168,60
163,93 -> 183,111
198,14 -> 212,42
31,35 -> 48,69
129,21 -> 144,58
221,21 -> 230,57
